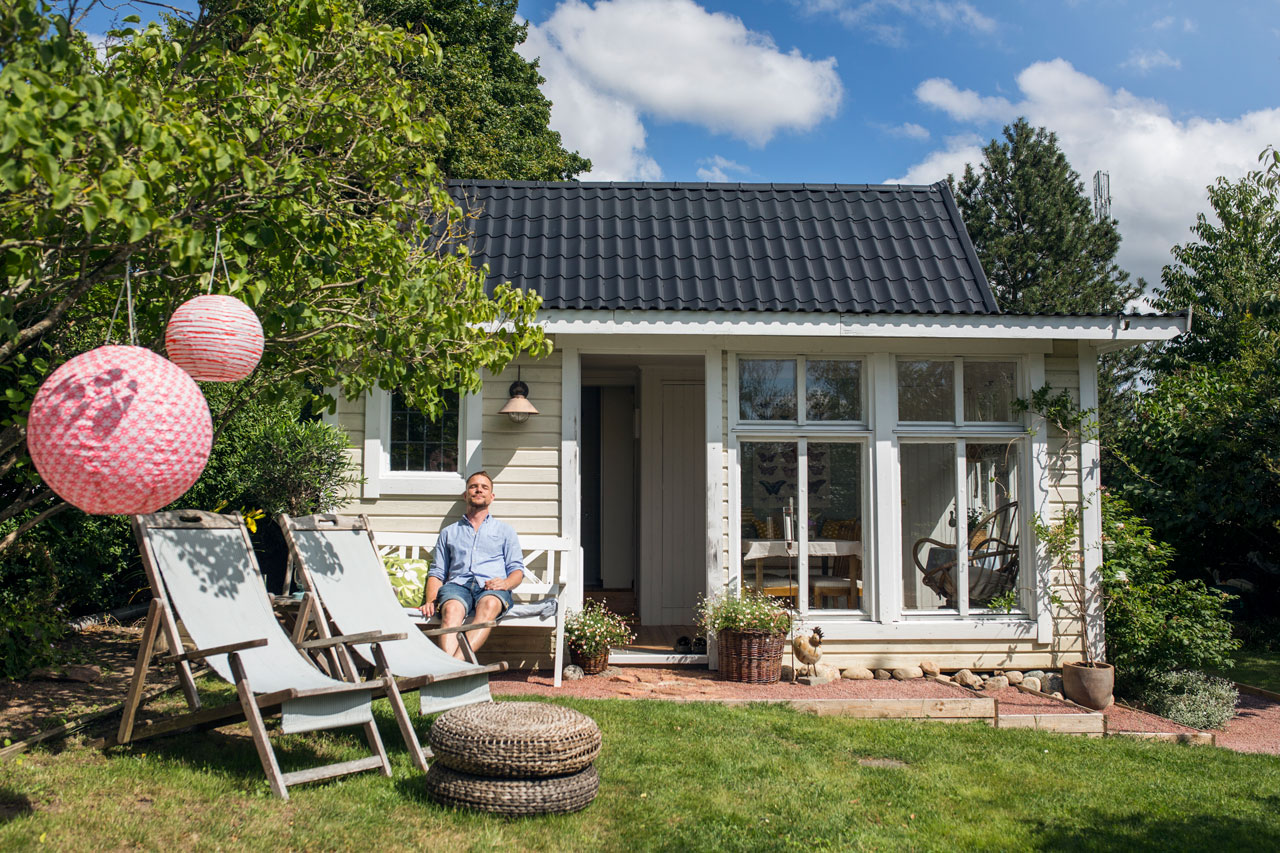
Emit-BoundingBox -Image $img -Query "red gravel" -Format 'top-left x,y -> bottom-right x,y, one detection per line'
489,666 -> 974,701
1104,702 -> 1202,735
984,686 -> 1091,714
1216,691 -> 1280,755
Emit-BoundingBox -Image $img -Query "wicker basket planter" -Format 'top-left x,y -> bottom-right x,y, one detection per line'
718,629 -> 785,683
569,647 -> 610,675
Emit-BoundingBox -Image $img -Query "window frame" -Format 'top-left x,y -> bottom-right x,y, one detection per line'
362,386 -> 482,497
736,354 -> 868,429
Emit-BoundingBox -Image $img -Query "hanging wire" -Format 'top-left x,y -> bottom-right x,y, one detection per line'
206,226 -> 223,294
105,274 -> 127,345
125,262 -> 136,346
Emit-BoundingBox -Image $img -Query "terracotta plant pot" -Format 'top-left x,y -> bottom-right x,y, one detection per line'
1062,661 -> 1114,710
569,648 -> 609,675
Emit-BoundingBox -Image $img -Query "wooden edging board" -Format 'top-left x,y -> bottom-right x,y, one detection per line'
971,681 -> 1108,735
1105,701 -> 1217,746
1235,682 -> 1280,702
671,696 -> 996,721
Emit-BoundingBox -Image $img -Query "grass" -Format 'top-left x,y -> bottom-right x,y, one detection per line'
2,691 -> 1280,852
1212,648 -> 1280,694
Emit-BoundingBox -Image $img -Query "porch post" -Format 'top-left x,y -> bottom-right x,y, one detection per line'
1078,345 -> 1105,662
870,353 -> 901,623
560,346 -> 583,613
705,347 -> 724,669
1027,354 -> 1053,644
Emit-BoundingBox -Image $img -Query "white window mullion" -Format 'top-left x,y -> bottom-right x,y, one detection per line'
955,439 -> 969,617
798,437 -> 809,613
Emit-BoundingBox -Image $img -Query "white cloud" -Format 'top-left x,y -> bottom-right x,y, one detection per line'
1122,49 -> 1181,74
1152,16 -> 1196,33
888,122 -> 931,140
519,0 -> 842,180
696,155 -> 752,182
798,0 -> 996,47
915,78 -> 1015,122
892,59 -> 1280,288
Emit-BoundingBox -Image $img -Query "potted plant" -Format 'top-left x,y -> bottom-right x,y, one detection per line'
696,587 -> 793,683
564,599 -> 634,675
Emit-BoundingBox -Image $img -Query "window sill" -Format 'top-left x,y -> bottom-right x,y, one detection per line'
806,617 -> 1040,642
366,471 -> 465,498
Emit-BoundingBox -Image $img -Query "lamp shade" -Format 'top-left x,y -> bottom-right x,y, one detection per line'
165,294 -> 264,382
26,345 -> 214,515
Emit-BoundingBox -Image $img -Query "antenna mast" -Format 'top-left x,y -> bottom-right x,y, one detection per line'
1093,170 -> 1111,222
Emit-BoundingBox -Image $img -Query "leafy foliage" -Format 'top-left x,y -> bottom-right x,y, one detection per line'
564,599 -> 634,658
696,587 -> 792,636
1101,493 -> 1239,685
954,118 -> 1140,315
233,420 -> 360,517
1136,670 -> 1239,730
0,0 -> 550,553
0,542 -> 65,679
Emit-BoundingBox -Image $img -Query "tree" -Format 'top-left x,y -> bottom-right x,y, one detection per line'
207,0 -> 591,180
954,118 -> 1140,315
0,0 -> 550,554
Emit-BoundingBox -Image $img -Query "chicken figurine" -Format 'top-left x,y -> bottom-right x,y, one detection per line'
792,626 -> 824,678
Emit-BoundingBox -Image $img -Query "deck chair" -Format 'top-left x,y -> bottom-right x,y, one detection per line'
117,511 -> 432,799
278,513 -> 507,718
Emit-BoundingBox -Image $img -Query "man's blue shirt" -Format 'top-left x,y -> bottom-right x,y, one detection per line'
431,514 -> 524,586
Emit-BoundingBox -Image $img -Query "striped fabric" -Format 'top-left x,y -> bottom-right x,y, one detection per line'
165,295 -> 264,382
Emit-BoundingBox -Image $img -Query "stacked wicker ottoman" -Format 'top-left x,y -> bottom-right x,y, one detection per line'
425,702 -> 601,816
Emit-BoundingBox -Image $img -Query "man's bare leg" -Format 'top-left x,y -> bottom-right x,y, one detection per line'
464,595 -> 504,655
439,599 -> 468,660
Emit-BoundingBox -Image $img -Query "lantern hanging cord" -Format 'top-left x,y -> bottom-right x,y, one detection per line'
125,262 -> 136,346
206,226 -> 232,295
105,275 -> 127,345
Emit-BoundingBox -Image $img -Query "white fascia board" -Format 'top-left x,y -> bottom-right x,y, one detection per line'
537,309 -> 1189,344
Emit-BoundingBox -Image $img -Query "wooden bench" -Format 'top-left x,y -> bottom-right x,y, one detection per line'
374,533 -> 573,687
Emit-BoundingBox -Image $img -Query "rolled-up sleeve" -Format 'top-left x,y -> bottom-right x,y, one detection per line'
503,526 -> 526,577
430,530 -> 450,581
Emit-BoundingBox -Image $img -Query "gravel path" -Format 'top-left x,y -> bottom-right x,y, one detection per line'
1216,691 -> 1280,755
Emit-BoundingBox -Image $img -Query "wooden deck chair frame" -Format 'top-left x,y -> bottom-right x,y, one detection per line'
116,511 -> 432,799
278,513 -> 508,714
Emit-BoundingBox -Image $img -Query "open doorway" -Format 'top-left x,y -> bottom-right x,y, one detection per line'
581,354 -> 705,658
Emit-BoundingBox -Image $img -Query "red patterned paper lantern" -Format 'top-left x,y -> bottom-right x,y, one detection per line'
26,346 -> 214,515
165,295 -> 264,382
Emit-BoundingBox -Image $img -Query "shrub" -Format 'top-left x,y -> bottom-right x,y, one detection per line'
696,587 -> 792,636
564,599 -> 634,658
0,542 -> 65,679
236,419 -> 362,516
1137,670 -> 1239,730
1101,493 -> 1239,688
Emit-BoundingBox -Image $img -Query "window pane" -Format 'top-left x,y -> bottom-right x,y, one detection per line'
739,359 -> 797,421
967,442 -> 1021,609
898,360 -> 955,422
808,442 -> 863,611
964,361 -> 1017,422
740,441 -> 799,606
900,443 -> 956,611
389,390 -> 459,473
807,360 -> 862,421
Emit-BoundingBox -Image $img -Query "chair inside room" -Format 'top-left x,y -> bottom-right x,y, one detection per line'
912,502 -> 1018,608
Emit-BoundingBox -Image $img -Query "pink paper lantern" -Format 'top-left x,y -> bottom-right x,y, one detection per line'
26,346 -> 214,515
165,295 -> 264,382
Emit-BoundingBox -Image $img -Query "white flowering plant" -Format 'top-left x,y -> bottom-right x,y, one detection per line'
564,599 -> 634,658
696,587 -> 792,636
382,553 -> 430,608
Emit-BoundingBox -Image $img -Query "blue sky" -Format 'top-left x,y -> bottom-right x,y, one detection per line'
79,0 -> 1280,288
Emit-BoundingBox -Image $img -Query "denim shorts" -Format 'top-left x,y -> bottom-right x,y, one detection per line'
436,579 -> 513,618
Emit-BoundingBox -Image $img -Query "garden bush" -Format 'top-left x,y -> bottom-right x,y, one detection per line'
0,542 -> 65,679
1101,493 -> 1239,691
1136,669 -> 1239,730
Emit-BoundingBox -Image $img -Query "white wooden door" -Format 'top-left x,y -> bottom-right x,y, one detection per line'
658,381 -> 705,623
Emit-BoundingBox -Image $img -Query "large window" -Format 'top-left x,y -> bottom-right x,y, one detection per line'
898,357 -> 1024,615
364,386 -> 476,497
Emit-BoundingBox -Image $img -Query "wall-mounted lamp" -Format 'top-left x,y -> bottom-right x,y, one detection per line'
498,369 -> 538,423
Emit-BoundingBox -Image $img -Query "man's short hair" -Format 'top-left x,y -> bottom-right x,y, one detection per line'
466,470 -> 493,487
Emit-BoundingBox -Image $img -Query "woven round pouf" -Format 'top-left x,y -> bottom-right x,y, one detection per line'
424,763 -> 599,816
429,701 -> 601,778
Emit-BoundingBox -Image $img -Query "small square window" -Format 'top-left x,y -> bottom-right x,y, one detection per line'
807,360 -> 862,421
964,362 -> 1017,422
898,360 -> 955,422
739,359 -> 797,421
389,390 -> 459,473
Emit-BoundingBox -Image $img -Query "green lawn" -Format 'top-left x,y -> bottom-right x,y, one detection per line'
3,695 -> 1279,852
1213,649 -> 1280,693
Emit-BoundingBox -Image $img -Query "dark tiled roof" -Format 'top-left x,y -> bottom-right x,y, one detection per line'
447,181 -> 999,315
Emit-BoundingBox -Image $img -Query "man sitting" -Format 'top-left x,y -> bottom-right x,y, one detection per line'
418,470 -> 525,659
